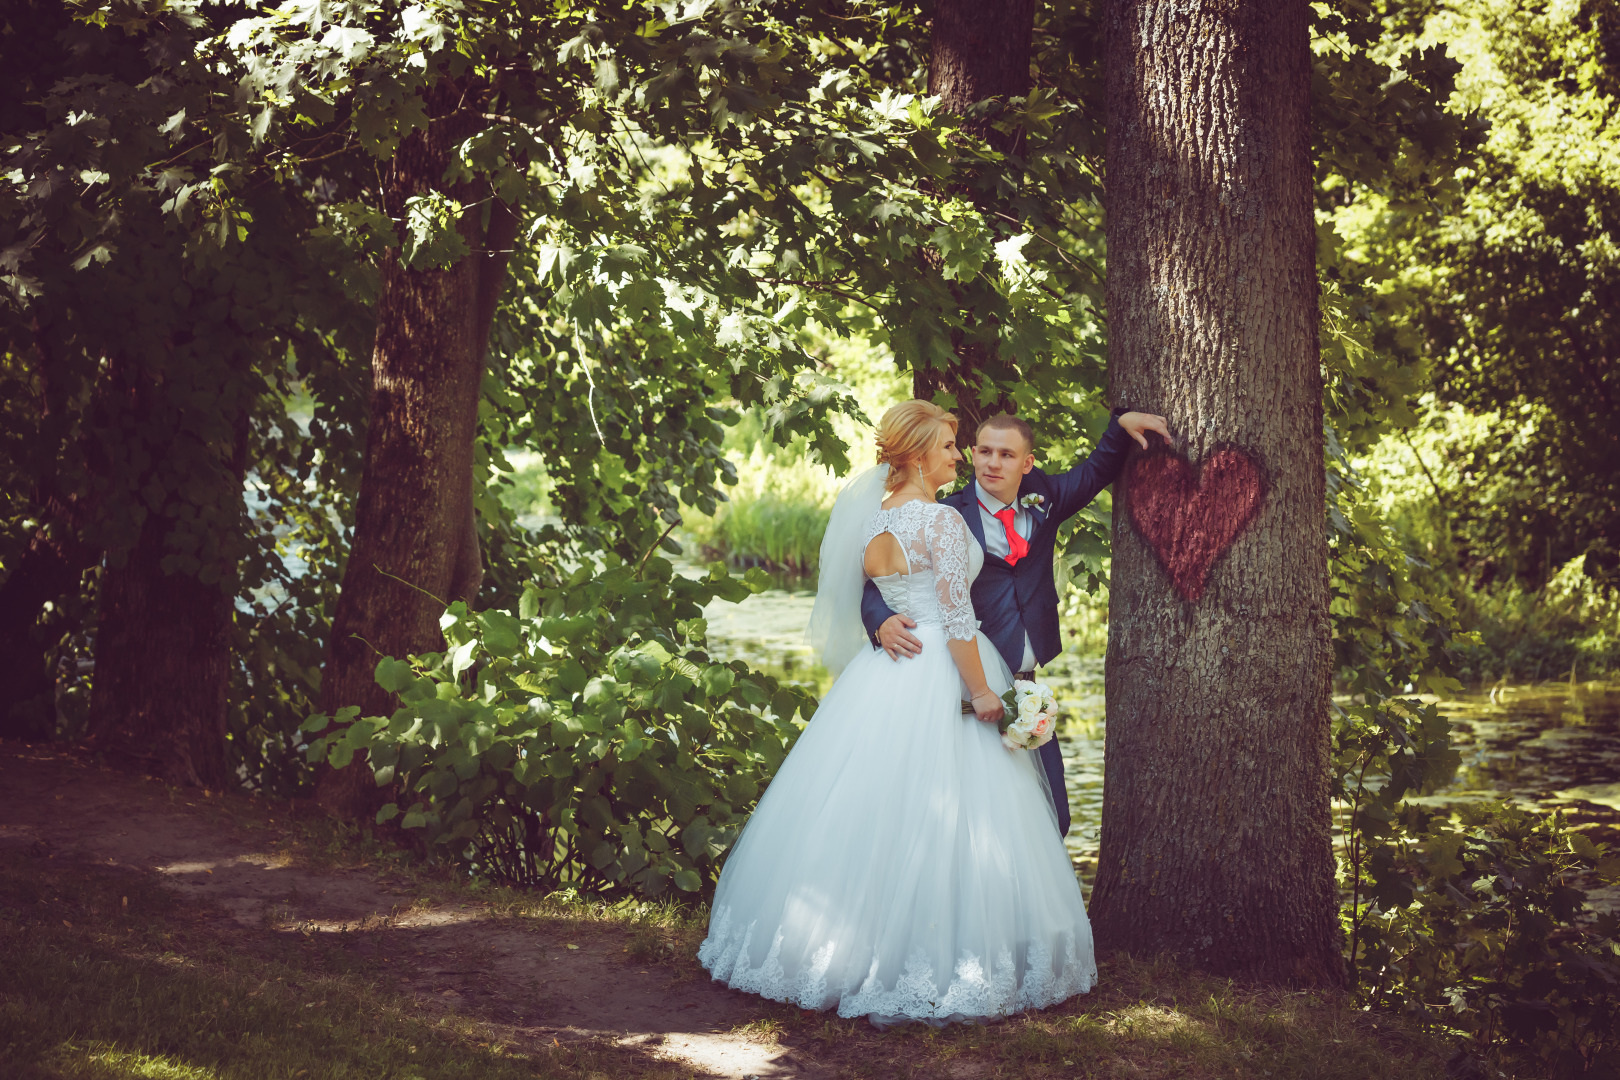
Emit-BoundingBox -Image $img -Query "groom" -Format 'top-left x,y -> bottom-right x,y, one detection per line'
860,406 -> 1171,835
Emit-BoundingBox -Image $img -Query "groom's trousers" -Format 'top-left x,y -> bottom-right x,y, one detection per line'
1037,739 -> 1071,837
1018,668 -> 1072,837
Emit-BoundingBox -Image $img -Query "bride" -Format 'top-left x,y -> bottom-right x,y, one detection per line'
698,400 -> 1096,1026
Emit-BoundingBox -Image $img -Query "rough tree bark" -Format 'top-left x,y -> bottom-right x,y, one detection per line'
913,0 -> 1036,440
315,77 -> 517,817
1090,0 -> 1344,986
86,512 -> 237,789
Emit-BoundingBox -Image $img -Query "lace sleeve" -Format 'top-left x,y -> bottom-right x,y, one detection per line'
924,505 -> 977,642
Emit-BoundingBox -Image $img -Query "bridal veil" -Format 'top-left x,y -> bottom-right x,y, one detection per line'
804,464 -> 889,676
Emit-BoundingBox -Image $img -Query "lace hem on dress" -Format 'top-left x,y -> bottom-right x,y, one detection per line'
698,904 -> 1097,1025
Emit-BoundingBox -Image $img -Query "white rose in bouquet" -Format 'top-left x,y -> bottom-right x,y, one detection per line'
1000,680 -> 1058,751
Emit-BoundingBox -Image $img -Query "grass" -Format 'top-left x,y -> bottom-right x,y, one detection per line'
0,852 -> 694,1080
532,906 -> 1456,1080
0,784 -> 1458,1080
681,444 -> 837,576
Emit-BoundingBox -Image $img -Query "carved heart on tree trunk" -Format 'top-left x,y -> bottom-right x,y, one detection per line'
1125,446 -> 1266,602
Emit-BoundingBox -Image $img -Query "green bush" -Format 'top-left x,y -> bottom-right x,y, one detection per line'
1451,557 -> 1620,685
1347,797 -> 1620,1077
1329,435 -> 1620,1077
1332,690 -> 1620,1075
1353,401 -> 1620,686
302,555 -> 815,896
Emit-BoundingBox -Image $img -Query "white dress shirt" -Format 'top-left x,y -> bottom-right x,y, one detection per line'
973,481 -> 1038,673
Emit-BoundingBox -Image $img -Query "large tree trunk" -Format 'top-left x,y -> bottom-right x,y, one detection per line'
86,507 -> 237,789
1090,0 -> 1343,987
315,78 -> 516,818
86,367 -> 248,790
913,0 -> 1036,441
927,0 -> 1036,141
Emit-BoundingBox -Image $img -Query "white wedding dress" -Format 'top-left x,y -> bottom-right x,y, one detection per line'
698,498 -> 1096,1026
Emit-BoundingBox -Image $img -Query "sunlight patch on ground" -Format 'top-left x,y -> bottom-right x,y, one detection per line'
154,852 -> 292,876
392,907 -> 486,929
636,1030 -> 814,1079
1109,1002 -> 1206,1037
153,860 -> 220,876
50,1041 -> 219,1080
265,906 -> 484,934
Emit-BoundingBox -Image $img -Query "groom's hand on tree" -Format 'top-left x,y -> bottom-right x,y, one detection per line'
1118,411 -> 1174,450
877,614 -> 922,660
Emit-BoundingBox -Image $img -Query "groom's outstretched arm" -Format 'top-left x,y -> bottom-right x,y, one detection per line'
1048,408 -> 1172,522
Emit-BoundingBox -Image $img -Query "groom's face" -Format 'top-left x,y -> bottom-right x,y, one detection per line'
972,426 -> 1035,505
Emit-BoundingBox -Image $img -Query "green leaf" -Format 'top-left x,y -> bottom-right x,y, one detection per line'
700,665 -> 734,699
450,638 -> 479,681
1570,832 -> 1601,861
375,657 -> 415,694
558,658 -> 590,694
400,191 -> 473,271
480,610 -> 523,657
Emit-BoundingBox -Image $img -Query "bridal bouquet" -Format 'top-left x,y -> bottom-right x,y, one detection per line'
962,679 -> 1059,750
1000,679 -> 1058,751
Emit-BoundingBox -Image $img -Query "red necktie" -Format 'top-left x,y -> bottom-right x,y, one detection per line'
990,504 -> 1028,566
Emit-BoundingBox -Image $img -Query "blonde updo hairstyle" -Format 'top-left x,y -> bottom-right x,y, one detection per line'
874,400 -> 958,493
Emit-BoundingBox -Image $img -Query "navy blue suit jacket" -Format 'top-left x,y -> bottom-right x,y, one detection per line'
859,411 -> 1135,835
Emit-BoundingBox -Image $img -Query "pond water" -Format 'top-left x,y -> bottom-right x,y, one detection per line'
701,583 -> 1620,886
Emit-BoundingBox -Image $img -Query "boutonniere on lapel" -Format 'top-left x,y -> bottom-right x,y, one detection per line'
1018,493 -> 1047,514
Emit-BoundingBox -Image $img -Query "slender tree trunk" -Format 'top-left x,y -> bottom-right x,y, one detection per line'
86,369 -> 249,790
0,329 -> 103,741
315,78 -> 516,818
1091,0 -> 1344,986
913,0 -> 1036,440
0,492 -> 97,740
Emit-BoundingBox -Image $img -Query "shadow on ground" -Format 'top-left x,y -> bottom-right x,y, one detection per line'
0,745 -> 819,1079
0,744 -> 1452,1080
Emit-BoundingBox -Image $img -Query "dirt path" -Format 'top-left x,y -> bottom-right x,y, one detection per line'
0,745 -> 829,1080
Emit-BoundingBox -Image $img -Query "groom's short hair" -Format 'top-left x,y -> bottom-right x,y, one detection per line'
976,413 -> 1035,454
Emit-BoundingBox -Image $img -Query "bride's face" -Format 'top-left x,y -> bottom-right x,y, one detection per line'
913,426 -> 963,492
